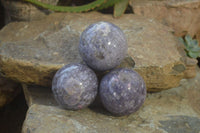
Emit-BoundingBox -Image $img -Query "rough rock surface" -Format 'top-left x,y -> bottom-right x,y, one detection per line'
1,0 -> 59,23
22,68 -> 200,133
130,0 -> 200,42
0,75 -> 21,107
0,12 -> 194,91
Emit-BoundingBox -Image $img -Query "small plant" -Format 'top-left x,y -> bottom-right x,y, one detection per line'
179,35 -> 200,58
23,0 -> 130,17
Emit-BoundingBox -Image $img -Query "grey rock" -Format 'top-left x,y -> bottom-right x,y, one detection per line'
130,0 -> 200,43
159,116 -> 200,133
0,12 -> 193,91
22,68 -> 200,133
1,0 -> 59,23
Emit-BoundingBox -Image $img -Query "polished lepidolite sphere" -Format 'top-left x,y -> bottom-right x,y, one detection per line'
52,63 -> 98,110
79,21 -> 128,71
99,68 -> 146,116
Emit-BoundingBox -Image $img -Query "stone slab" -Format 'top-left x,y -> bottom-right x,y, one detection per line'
1,0 -> 59,23
0,12 -> 195,91
130,0 -> 200,42
22,68 -> 200,133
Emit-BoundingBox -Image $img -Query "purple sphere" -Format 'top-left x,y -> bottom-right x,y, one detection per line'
99,68 -> 146,116
79,21 -> 128,71
52,63 -> 98,110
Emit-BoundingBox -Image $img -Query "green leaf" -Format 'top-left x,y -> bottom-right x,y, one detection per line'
179,37 -> 187,47
185,34 -> 193,47
189,47 -> 200,52
24,0 -> 106,12
192,39 -> 199,46
95,0 -> 120,10
114,0 -> 129,17
188,51 -> 199,58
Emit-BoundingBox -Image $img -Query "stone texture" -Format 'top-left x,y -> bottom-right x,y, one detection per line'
22,68 -> 200,133
159,116 -> 200,133
0,75 -> 21,107
1,0 -> 59,23
22,84 -> 57,107
130,0 -> 200,43
0,12 -> 194,91
183,57 -> 198,78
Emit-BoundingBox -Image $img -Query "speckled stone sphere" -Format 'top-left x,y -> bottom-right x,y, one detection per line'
52,63 -> 98,110
79,21 -> 128,71
99,68 -> 146,116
